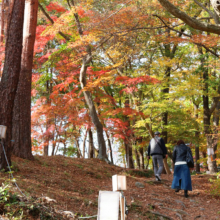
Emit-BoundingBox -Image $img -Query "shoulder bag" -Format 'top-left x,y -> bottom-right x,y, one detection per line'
186,147 -> 194,168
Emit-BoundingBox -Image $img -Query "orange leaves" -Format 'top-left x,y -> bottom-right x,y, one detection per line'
190,34 -> 220,47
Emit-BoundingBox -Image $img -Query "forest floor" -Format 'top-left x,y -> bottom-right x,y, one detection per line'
0,156 -> 219,219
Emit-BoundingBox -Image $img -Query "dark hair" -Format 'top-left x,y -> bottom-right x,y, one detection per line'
177,140 -> 185,145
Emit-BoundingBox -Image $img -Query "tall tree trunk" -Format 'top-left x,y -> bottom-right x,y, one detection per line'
82,128 -> 88,158
134,149 -> 140,169
123,99 -> 134,168
75,137 -> 82,158
193,102 -> 200,173
70,0 -> 107,160
160,42 -> 178,175
105,130 -> 113,164
88,128 -> 94,158
139,146 -> 144,169
79,55 -> 107,160
213,101 -> 220,172
51,139 -> 56,156
125,141 -> 134,168
12,0 -> 38,159
0,0 -> 25,170
0,0 -> 5,42
43,124 -> 49,156
3,0 -> 9,43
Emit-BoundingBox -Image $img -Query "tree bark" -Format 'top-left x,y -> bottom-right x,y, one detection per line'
0,0 -> 25,170
134,148 -> 140,169
75,137 -> 82,158
12,0 -> 38,160
157,0 -> 220,35
88,128 -> 94,158
105,130 -> 113,164
0,0 -> 5,42
161,42 -> 176,175
213,101 -> 220,172
139,146 -> 144,170
193,103 -> 200,173
202,58 -> 219,173
79,59 -> 107,160
125,140 -> 134,168
82,128 -> 88,158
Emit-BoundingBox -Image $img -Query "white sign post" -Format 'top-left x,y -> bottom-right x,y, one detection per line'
97,191 -> 120,220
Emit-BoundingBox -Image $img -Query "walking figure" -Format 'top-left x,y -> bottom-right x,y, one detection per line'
171,140 -> 193,198
147,131 -> 168,181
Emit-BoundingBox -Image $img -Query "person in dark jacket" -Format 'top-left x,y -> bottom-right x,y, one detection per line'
171,140 -> 193,198
147,131 -> 168,181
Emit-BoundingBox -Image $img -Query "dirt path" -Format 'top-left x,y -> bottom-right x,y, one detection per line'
125,174 -> 220,220
0,156 -> 219,219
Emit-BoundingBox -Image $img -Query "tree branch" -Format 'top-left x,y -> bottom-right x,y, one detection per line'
39,3 -> 71,41
154,15 -> 219,58
157,0 -> 220,35
194,0 -> 220,24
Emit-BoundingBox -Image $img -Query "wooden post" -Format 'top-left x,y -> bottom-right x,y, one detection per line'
120,192 -> 125,220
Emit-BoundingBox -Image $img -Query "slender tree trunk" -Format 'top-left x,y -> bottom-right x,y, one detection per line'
198,47 -> 219,173
51,140 -> 56,156
203,72 -> 214,173
123,99 -> 134,168
134,149 -> 140,169
139,146 -> 144,169
69,0 -> 107,160
161,42 -> 178,175
12,0 -> 38,159
193,103 -> 200,173
0,0 -> 5,42
44,128 -> 49,156
105,130 -> 113,164
88,128 -> 94,158
213,101 -> 220,172
63,142 -> 66,156
75,137 -> 82,158
125,141 -> 134,168
79,56 -> 107,160
0,0 -> 25,170
82,128 -> 88,158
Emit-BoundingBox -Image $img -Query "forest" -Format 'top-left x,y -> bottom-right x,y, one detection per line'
0,0 -> 220,173
0,0 -> 220,219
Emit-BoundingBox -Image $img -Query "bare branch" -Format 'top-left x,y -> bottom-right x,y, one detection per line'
39,3 -> 71,41
157,0 -> 220,35
194,0 -> 220,24
154,15 -> 220,58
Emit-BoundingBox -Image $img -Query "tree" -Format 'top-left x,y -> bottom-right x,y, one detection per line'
157,0 -> 220,34
12,0 -> 38,159
0,0 -> 25,169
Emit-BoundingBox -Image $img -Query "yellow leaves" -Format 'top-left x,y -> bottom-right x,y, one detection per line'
42,10 -> 75,37
82,73 -> 114,92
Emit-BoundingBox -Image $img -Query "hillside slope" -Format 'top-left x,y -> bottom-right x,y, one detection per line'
0,156 -> 219,219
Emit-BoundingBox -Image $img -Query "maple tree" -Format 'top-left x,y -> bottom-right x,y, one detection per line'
0,0 -> 219,174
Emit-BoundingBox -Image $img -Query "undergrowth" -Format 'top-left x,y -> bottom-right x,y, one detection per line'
0,180 -> 63,219
209,172 -> 220,197
125,169 -> 154,178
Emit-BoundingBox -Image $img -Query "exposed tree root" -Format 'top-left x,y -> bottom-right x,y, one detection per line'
176,213 -> 183,220
146,210 -> 173,220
